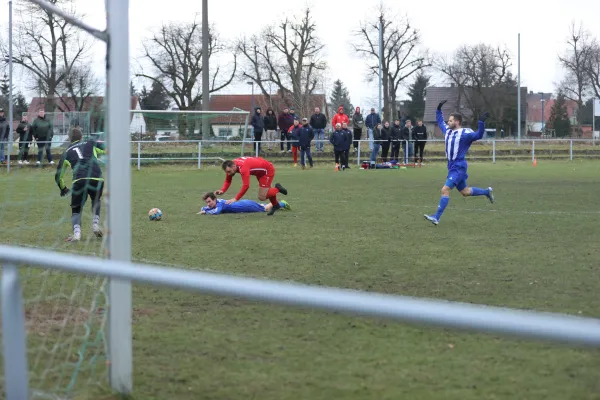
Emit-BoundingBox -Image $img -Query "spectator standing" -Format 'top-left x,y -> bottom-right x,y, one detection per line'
288,119 -> 302,167
369,123 -> 383,166
0,108 -> 10,164
250,107 -> 264,154
263,107 -> 278,151
329,123 -> 347,171
342,122 -> 353,169
331,106 -> 349,129
31,109 -> 54,165
400,119 -> 413,164
17,115 -> 32,165
351,107 -> 364,152
309,107 -> 327,152
298,118 -> 314,169
412,119 -> 428,165
390,119 -> 402,161
277,107 -> 294,153
365,108 -> 381,151
289,108 -> 299,121
380,121 -> 391,162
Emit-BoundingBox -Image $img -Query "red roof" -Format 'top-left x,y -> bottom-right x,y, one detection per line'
209,94 -> 326,124
527,97 -> 577,122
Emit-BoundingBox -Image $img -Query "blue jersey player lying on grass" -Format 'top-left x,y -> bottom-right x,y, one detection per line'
198,192 -> 291,215
424,100 -> 495,226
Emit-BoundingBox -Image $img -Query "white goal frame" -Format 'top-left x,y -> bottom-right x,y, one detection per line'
2,1 -> 600,400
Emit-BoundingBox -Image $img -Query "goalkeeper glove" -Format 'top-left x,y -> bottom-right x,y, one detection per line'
60,187 -> 70,197
479,112 -> 490,122
437,100 -> 447,111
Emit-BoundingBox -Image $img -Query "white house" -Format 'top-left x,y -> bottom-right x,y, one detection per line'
130,97 -> 147,134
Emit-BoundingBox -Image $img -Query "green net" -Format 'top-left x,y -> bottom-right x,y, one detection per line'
0,111 -> 110,398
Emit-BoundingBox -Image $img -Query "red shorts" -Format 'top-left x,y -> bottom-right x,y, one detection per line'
257,171 -> 275,188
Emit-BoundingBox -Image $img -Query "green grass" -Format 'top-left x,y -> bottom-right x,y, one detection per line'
1,161 -> 600,400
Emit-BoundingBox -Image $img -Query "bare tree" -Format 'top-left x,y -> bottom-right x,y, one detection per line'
584,39 -> 600,98
438,44 -> 518,134
137,19 -> 236,111
236,8 -> 326,116
56,65 -> 102,112
353,6 -> 429,121
1,0 -> 90,110
558,23 -> 592,135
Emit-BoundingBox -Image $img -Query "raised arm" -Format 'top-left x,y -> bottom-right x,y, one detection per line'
436,100 -> 449,133
469,112 -> 490,142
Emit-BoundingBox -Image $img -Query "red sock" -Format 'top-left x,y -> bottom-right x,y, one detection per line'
266,187 -> 279,198
269,196 -> 278,207
293,149 -> 298,163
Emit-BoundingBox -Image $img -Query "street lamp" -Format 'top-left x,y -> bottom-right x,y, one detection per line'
537,92 -> 546,135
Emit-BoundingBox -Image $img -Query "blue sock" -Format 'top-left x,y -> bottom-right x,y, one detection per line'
434,196 -> 449,220
471,187 -> 489,197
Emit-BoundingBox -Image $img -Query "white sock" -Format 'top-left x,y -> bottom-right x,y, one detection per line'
73,224 -> 81,236
93,215 -> 100,226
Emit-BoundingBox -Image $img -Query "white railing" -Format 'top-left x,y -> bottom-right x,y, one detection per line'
121,138 -> 600,170
3,245 -> 600,399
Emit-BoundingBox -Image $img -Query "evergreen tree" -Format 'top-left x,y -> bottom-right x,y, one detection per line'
547,92 -> 571,137
405,72 -> 430,119
130,81 -> 137,97
140,81 -> 170,110
14,92 -> 29,120
329,79 -> 353,115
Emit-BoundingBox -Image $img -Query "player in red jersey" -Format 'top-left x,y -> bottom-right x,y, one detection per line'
215,157 -> 288,216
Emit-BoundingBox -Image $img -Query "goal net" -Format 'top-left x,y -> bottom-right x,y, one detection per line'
0,111 -> 109,398
130,109 -> 252,167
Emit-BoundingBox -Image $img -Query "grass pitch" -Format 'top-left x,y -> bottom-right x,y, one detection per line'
1,161 -> 600,400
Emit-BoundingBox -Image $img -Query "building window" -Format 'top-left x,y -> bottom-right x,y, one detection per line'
218,128 -> 232,137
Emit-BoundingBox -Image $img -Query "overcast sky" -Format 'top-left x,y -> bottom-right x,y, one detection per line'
3,0 -> 600,108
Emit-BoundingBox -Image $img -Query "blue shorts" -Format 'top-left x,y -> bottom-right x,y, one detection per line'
445,168 -> 468,191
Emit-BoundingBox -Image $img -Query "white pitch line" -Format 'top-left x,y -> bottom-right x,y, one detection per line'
395,203 -> 600,216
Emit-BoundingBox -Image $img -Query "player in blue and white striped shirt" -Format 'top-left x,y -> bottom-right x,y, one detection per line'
424,100 -> 495,226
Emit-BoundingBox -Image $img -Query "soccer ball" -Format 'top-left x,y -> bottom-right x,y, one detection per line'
148,208 -> 162,221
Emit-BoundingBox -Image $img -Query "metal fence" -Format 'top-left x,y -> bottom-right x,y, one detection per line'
126,138 -> 600,170
3,245 -> 600,398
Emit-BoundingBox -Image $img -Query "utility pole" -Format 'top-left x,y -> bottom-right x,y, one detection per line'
201,0 -> 210,138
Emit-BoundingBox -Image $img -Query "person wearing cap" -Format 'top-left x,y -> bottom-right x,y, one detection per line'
365,108 -> 381,152
298,118 -> 314,169
329,122 -> 348,171
0,108 -> 10,164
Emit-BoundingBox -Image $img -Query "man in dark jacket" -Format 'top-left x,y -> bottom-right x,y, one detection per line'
412,119 -> 428,165
351,107 -> 364,152
342,122 -> 353,169
365,108 -> 381,151
31,109 -> 54,165
277,107 -> 294,152
0,108 -> 10,164
399,119 -> 412,164
298,118 -> 314,169
309,107 -> 327,152
263,107 -> 278,150
390,119 -> 402,161
250,107 -> 264,154
17,115 -> 32,164
329,123 -> 348,171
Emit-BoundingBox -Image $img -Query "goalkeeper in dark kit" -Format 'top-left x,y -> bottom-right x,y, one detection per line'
55,128 -> 105,242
